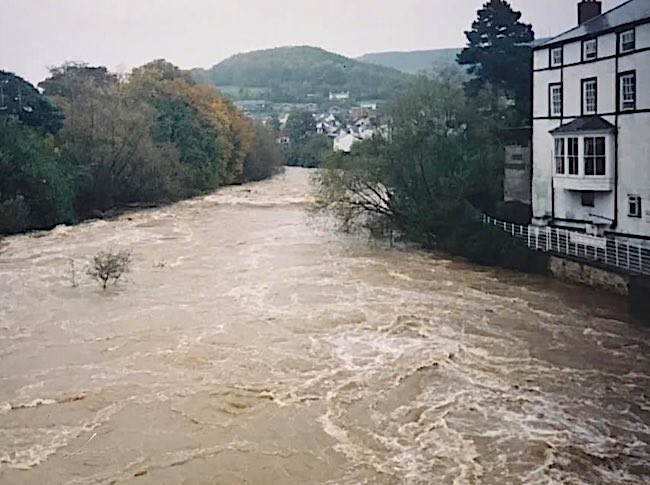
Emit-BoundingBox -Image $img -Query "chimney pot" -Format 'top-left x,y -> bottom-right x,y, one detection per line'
578,0 -> 602,25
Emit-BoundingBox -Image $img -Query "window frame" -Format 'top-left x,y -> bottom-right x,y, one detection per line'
555,138 -> 565,174
619,29 -> 636,54
581,77 -> 598,115
549,83 -> 563,118
583,136 -> 606,176
582,38 -> 598,61
550,47 -> 563,67
567,137 -> 579,175
619,71 -> 636,112
628,195 -> 642,218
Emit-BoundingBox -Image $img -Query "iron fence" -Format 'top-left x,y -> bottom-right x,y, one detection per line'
482,214 -> 650,276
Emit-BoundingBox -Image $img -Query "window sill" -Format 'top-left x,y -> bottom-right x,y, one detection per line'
554,175 -> 613,191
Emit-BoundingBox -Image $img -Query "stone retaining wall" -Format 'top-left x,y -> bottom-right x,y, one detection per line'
548,256 -> 630,296
546,255 -> 649,323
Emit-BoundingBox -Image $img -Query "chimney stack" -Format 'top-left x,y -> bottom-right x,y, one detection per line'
578,0 -> 602,25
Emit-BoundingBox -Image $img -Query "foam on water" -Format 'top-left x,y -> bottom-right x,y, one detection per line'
0,168 -> 648,484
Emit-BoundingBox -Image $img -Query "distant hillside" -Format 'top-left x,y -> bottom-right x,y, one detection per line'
190,46 -> 413,103
357,48 -> 462,75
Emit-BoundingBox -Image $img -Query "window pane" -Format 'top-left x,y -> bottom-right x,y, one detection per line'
584,40 -> 597,59
551,48 -> 562,66
583,80 -> 597,113
550,85 -> 562,116
628,195 -> 642,217
596,156 -> 606,175
585,138 -> 594,156
621,73 -> 635,110
621,30 -> 635,52
568,137 -> 579,175
595,137 -> 605,156
555,138 -> 564,174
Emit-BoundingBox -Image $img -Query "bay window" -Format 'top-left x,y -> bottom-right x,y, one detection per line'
552,134 -> 610,179
551,120 -> 613,191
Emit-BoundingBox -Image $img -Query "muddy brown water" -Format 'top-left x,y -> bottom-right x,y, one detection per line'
0,167 -> 649,485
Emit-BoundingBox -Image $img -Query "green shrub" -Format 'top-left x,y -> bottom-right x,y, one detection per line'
0,122 -> 75,234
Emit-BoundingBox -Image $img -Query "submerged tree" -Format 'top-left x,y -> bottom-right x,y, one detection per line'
312,71 -> 511,259
88,249 -> 132,289
457,0 -> 534,122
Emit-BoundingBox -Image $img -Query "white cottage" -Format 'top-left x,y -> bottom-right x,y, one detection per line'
333,133 -> 360,153
532,0 -> 650,242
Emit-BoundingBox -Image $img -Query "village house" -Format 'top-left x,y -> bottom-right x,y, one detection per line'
532,0 -> 650,242
333,132 -> 360,153
359,101 -> 378,110
329,91 -> 350,101
275,131 -> 290,145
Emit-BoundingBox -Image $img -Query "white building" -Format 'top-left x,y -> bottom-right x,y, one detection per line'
532,0 -> 650,242
359,101 -> 377,110
329,91 -> 350,101
333,133 -> 360,153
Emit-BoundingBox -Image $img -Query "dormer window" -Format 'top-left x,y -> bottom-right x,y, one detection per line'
550,47 -> 563,67
619,29 -> 635,53
583,39 -> 598,60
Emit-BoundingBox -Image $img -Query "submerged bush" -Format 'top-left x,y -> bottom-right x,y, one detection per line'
87,249 -> 132,289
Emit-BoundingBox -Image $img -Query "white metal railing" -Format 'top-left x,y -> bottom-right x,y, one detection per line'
482,214 -> 650,276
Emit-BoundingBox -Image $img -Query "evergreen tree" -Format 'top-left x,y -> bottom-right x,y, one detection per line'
0,71 -> 64,134
457,0 -> 534,122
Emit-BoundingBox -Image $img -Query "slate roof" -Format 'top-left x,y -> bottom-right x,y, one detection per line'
539,0 -> 650,48
550,116 -> 616,134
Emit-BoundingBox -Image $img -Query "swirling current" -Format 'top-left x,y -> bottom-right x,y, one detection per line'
0,168 -> 648,484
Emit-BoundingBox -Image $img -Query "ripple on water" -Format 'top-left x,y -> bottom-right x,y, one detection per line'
0,168 -> 649,484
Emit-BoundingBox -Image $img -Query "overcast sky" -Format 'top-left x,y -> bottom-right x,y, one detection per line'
1,0 -> 626,84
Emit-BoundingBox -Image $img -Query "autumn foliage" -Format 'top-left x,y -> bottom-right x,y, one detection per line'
0,60 -> 282,233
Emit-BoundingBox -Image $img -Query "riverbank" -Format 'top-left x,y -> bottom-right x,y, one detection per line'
0,168 -> 286,240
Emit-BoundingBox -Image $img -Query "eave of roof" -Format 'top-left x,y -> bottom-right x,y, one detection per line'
549,116 -> 616,135
535,0 -> 650,50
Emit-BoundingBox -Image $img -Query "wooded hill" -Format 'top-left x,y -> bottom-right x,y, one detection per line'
356,48 -> 463,74
190,46 -> 414,103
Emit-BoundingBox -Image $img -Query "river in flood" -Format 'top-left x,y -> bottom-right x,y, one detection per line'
0,167 -> 649,485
